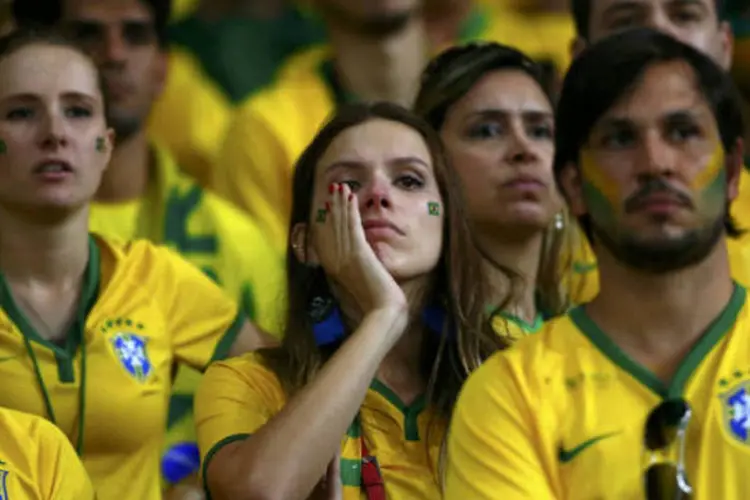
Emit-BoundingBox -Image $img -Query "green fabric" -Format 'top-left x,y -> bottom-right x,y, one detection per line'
169,6 -> 327,103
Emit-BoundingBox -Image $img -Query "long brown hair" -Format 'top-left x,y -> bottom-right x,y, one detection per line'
414,42 -> 583,317
261,102 -> 506,422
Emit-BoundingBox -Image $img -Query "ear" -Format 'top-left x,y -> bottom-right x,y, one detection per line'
152,50 -> 169,98
291,222 -> 319,266
726,138 -> 744,203
570,37 -> 587,61
717,21 -> 735,71
559,162 -> 587,217
99,127 -> 116,171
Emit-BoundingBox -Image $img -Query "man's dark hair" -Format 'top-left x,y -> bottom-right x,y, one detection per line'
11,0 -> 171,48
554,28 -> 745,238
571,0 -> 725,40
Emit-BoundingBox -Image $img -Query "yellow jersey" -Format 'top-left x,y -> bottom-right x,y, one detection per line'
214,2 -> 572,252
565,166 -> 750,304
89,145 -> 284,486
195,353 -> 445,500
0,407 -> 95,500
0,235 -> 245,500
447,283 -> 750,499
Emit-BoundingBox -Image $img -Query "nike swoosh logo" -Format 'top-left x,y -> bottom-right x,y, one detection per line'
573,262 -> 597,274
558,432 -> 618,463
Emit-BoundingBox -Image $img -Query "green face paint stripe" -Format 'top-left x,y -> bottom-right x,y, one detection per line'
581,181 -> 619,230
95,137 -> 106,152
427,202 -> 440,216
316,208 -> 327,223
0,140 -> 6,154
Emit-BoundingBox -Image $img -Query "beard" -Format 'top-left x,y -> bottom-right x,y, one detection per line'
106,108 -> 143,142
591,211 -> 725,274
317,2 -> 416,38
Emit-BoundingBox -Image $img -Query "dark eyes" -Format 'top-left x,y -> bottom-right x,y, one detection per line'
5,105 -> 93,121
336,174 -> 425,192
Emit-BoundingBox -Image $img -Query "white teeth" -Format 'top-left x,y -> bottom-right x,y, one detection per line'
38,163 -> 66,173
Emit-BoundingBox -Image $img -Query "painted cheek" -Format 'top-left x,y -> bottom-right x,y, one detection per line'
579,150 -> 623,222
691,143 -> 726,203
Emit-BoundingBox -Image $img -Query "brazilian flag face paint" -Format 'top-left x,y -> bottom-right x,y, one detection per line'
691,142 -> 727,215
95,137 -> 106,153
579,149 -> 623,233
427,201 -> 440,216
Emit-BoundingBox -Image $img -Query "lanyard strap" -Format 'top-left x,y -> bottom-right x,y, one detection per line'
360,434 -> 385,500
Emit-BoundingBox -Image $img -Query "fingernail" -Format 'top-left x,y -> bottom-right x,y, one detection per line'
338,184 -> 343,192
348,194 -> 353,202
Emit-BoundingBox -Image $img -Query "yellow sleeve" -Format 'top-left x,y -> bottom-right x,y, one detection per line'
195,353 -> 286,475
37,418 -> 96,500
214,105 -> 292,253
445,354 -> 555,499
158,247 -> 244,369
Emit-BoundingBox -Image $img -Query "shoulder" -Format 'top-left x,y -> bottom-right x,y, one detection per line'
0,407 -> 67,446
201,351 -> 287,405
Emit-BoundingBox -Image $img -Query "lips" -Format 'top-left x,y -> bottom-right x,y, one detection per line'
362,219 -> 404,236
34,160 -> 73,174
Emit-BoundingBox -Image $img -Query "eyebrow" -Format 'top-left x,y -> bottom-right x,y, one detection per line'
324,156 -> 431,173
1,92 -> 98,102
597,109 -> 708,128
602,0 -> 708,18
469,109 -> 553,121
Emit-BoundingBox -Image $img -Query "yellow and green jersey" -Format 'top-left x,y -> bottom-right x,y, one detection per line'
564,166 -> 750,304
89,145 -> 285,486
729,2 -> 750,94
214,3 -> 572,253
0,235 -> 245,500
196,353 -> 445,500
0,407 -> 95,499
447,283 -> 750,499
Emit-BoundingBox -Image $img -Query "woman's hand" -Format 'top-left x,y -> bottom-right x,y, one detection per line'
313,182 -> 406,314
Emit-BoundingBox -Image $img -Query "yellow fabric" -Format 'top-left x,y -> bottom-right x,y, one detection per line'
447,284 -> 750,499
170,0 -> 198,22
196,353 -> 444,499
0,407 -> 95,499
148,48 -> 233,187
0,235 -> 243,500
214,4 -> 572,253
563,166 -> 750,304
89,198 -> 142,243
89,145 -> 284,485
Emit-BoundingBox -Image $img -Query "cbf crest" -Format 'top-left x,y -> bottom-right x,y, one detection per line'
111,332 -> 153,382
721,379 -> 750,444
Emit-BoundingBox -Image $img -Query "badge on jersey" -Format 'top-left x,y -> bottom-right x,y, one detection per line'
111,333 -> 153,382
721,380 -> 750,443
0,467 -> 8,500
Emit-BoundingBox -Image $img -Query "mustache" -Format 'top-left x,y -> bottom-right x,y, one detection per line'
624,178 -> 694,213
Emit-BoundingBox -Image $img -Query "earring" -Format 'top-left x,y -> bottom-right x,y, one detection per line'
554,212 -> 565,230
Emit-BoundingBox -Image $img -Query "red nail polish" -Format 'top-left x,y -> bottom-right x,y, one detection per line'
338,184 -> 343,192
329,184 -> 335,194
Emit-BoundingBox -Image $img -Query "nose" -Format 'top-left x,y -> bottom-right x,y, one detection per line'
504,124 -> 539,166
39,112 -> 69,150
644,11 -> 680,40
102,26 -> 128,65
361,177 -> 392,211
637,131 -> 676,179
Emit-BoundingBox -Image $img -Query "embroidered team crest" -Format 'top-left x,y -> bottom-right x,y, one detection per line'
0,467 -> 9,500
722,380 -> 750,444
111,333 -> 152,382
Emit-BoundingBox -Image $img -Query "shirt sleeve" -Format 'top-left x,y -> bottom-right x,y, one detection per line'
214,104 -> 291,253
445,354 -> 556,500
194,353 -> 286,478
37,418 -> 96,500
157,246 -> 245,370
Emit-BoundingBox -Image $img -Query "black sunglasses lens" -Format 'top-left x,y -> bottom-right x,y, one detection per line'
645,464 -> 690,500
645,399 -> 690,450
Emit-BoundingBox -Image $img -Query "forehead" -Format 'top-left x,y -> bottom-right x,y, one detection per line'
590,0 -> 717,18
319,119 -> 432,166
453,70 -> 551,114
595,61 -> 716,126
0,45 -> 100,96
63,0 -> 153,21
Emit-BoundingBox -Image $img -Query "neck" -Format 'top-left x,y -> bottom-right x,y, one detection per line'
422,0 -> 474,47
328,17 -> 428,107
479,228 -> 543,323
588,240 -> 734,362
95,130 -> 150,203
0,207 -> 90,283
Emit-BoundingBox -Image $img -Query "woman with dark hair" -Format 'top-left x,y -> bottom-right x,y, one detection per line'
414,42 -> 597,335
0,28 -> 271,500
196,101 -> 506,499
